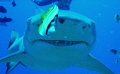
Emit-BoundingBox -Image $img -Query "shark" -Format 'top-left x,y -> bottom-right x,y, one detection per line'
0,5 -> 114,74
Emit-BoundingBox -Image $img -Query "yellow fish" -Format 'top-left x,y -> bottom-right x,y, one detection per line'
38,5 -> 59,36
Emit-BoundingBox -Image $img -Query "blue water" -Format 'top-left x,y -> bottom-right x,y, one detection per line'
0,0 -> 120,74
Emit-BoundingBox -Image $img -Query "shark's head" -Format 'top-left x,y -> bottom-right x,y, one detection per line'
23,7 -> 96,62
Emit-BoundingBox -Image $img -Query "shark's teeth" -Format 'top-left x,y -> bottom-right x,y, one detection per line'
39,40 -> 87,46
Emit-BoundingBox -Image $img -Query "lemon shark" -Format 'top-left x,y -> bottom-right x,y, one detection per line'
0,6 -> 114,74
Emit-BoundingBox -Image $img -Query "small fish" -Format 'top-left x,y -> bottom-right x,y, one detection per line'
0,6 -> 7,13
38,5 -> 59,36
0,17 -> 12,26
0,17 -> 12,23
109,49 -> 120,64
12,0 -> 16,7
109,49 -> 118,55
115,14 -> 120,22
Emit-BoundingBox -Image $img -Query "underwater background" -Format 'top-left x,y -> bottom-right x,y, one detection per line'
0,0 -> 120,74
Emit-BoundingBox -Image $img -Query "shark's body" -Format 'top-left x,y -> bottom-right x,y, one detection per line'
0,8 -> 114,74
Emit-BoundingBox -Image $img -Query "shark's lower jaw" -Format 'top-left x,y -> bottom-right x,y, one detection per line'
35,39 -> 88,46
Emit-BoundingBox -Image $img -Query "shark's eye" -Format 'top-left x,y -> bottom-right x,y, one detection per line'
59,18 -> 65,24
82,25 -> 86,29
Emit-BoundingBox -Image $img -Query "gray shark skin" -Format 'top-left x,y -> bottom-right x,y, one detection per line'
0,9 -> 114,74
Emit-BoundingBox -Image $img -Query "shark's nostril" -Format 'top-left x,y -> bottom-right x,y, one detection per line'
59,18 -> 65,24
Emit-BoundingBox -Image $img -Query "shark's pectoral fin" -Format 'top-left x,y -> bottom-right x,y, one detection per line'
6,62 -> 20,73
74,54 -> 114,74
0,51 -> 25,63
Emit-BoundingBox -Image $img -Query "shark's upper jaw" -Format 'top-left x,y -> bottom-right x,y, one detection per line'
33,39 -> 88,46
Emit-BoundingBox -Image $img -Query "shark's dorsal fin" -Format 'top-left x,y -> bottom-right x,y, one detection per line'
7,30 -> 19,49
74,54 -> 114,74
35,7 -> 44,15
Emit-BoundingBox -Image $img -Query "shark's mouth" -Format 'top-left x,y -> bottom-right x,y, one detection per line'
34,39 -> 88,46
